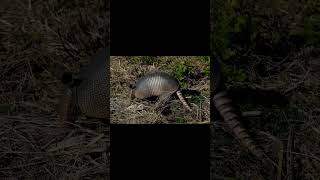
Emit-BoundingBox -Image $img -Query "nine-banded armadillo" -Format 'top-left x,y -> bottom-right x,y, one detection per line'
131,72 -> 192,112
56,48 -> 109,124
213,59 -> 264,158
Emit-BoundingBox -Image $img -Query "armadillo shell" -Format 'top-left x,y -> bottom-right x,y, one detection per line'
133,72 -> 180,99
75,48 -> 108,119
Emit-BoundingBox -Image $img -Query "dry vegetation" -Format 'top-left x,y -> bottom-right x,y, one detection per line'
0,0 -> 109,179
211,0 -> 320,179
110,56 -> 210,124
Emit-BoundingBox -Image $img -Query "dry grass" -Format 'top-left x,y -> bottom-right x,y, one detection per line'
211,48 -> 320,179
110,56 -> 210,124
0,0 -> 109,179
0,115 -> 109,179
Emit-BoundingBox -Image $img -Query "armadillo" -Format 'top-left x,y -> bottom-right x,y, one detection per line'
56,47 -> 109,124
213,59 -> 264,158
131,72 -> 193,112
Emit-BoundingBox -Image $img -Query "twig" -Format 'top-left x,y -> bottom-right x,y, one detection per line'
267,55 -> 290,72
284,69 -> 310,94
277,140 -> 284,180
283,151 -> 320,162
242,111 -> 261,117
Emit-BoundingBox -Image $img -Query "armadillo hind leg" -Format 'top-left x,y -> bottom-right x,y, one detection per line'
128,89 -> 134,105
176,90 -> 193,112
154,92 -> 174,111
213,91 -> 264,158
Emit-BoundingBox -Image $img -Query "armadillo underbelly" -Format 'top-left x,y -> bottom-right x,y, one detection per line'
132,72 -> 192,111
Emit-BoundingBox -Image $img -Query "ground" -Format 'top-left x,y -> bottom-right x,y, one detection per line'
0,0 -> 109,179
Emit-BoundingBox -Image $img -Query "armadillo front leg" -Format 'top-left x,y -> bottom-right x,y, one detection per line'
154,92 -> 174,111
56,88 -> 77,126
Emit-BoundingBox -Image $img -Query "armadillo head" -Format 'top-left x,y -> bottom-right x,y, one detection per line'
132,88 -> 146,99
129,83 -> 146,99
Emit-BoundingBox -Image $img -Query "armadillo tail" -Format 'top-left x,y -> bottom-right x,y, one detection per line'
176,90 -> 193,112
213,91 -> 264,158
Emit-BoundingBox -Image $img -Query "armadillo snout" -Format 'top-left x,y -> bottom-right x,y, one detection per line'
133,89 -> 147,99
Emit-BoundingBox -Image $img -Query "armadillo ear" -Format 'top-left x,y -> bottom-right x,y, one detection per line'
129,83 -> 135,89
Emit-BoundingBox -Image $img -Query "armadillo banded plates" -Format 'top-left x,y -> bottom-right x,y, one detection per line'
76,48 -> 109,119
